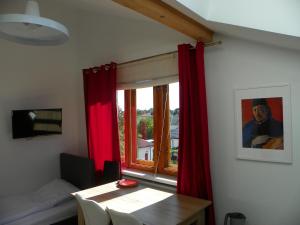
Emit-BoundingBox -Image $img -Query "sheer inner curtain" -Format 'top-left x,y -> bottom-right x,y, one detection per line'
83,63 -> 121,175
177,42 -> 215,225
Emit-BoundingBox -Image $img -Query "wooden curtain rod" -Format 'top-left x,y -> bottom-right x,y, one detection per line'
118,40 -> 222,66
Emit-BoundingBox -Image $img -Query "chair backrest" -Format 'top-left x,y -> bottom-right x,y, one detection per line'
60,153 -> 96,189
75,194 -> 110,225
102,161 -> 121,184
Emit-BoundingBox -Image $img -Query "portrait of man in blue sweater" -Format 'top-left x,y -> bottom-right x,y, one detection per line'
242,98 -> 284,149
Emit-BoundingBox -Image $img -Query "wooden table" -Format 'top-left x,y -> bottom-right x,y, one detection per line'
75,182 -> 211,225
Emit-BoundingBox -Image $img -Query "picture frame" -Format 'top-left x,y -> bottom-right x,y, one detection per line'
235,84 -> 292,163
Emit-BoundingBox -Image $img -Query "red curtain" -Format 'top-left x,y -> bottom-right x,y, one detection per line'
83,63 -> 121,172
177,42 -> 215,225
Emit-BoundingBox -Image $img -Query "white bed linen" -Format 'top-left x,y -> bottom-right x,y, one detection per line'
4,199 -> 77,225
0,179 -> 79,225
0,193 -> 50,225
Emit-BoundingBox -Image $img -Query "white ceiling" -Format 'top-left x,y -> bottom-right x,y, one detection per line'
61,0 -> 152,21
60,0 -> 300,51
169,0 -> 300,50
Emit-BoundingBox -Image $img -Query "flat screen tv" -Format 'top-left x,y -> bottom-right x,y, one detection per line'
12,108 -> 62,139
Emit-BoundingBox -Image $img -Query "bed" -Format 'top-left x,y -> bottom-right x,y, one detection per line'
0,153 -> 96,225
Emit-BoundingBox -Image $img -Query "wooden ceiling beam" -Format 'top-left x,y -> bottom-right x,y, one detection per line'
112,0 -> 213,42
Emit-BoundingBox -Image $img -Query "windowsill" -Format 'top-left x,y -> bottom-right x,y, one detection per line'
122,168 -> 177,187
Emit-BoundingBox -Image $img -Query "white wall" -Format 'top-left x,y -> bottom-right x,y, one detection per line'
0,1 -> 86,195
77,12 -> 193,68
205,34 -> 300,225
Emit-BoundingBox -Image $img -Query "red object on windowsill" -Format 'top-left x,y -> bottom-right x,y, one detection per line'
117,179 -> 139,188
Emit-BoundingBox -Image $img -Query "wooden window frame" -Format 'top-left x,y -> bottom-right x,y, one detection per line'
122,85 -> 178,176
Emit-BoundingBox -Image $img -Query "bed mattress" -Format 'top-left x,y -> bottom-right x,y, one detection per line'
4,199 -> 77,225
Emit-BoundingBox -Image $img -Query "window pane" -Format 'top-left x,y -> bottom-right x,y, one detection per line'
169,82 -> 179,166
136,87 -> 154,161
117,90 -> 125,164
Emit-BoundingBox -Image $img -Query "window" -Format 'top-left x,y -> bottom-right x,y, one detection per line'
117,82 -> 179,176
169,83 -> 179,167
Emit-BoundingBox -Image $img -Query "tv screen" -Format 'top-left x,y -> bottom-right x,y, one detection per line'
12,108 -> 62,139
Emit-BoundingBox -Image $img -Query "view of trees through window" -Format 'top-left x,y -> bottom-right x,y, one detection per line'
136,87 -> 154,162
117,82 -> 179,169
117,90 -> 125,164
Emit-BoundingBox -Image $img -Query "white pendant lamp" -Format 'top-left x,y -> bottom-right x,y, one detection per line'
0,0 -> 69,45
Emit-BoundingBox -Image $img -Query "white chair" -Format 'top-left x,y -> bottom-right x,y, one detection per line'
75,194 -> 110,225
106,208 -> 143,225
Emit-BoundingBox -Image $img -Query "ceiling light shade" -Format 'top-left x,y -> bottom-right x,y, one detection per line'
0,0 -> 69,45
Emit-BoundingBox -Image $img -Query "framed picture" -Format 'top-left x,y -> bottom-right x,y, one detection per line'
235,84 -> 292,163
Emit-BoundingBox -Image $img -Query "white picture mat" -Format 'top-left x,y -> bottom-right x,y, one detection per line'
235,84 -> 292,163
